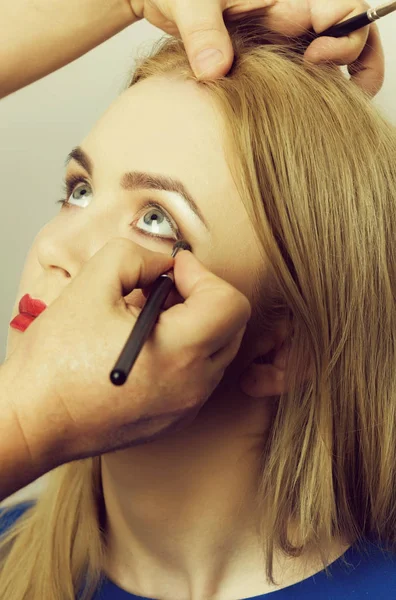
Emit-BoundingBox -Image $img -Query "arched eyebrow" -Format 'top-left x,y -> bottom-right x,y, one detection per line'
65,146 -> 209,231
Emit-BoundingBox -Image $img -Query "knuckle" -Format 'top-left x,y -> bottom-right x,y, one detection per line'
239,293 -> 252,321
229,288 -> 252,322
375,70 -> 385,90
214,285 -> 251,324
366,75 -> 385,98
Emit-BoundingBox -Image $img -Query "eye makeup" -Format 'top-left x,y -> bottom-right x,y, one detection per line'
56,173 -> 186,243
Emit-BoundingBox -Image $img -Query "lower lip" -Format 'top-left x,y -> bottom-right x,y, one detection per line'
10,314 -> 36,332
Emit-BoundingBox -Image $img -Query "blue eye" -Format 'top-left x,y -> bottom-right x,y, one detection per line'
66,180 -> 92,207
56,174 -> 183,242
138,204 -> 177,239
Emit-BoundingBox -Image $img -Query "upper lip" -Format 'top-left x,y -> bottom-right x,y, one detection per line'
18,294 -> 47,318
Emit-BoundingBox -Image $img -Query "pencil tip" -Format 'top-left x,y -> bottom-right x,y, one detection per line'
171,240 -> 192,257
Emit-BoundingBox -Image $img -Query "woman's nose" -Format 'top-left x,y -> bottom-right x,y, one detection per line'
34,206 -> 122,280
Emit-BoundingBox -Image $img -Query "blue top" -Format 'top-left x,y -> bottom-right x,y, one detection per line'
1,500 -> 396,598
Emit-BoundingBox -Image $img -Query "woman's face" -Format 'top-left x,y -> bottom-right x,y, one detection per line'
6,76 -> 263,359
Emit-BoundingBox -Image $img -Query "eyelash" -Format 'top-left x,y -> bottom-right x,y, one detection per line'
56,173 -> 183,242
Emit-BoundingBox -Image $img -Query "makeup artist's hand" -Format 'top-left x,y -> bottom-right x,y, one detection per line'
130,0 -> 385,96
5,238 -> 251,468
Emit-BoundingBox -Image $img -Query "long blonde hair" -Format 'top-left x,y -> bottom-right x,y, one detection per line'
2,18 -> 396,599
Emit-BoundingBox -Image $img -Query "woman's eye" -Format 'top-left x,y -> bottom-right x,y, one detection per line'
57,177 -> 180,241
68,182 -> 92,207
135,205 -> 177,239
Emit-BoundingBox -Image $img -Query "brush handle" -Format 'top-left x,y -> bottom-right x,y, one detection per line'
318,12 -> 372,38
317,1 -> 396,39
110,274 -> 174,386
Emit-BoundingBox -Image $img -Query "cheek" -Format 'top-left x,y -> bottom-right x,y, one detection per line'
209,257 -> 252,301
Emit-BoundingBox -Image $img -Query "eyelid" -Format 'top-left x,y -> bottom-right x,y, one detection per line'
62,172 -> 183,240
63,172 -> 91,198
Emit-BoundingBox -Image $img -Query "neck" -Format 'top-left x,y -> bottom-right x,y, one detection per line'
100,377 -> 350,600
100,373 -> 283,598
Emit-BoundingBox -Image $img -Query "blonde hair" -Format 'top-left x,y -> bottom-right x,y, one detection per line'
2,18 -> 396,598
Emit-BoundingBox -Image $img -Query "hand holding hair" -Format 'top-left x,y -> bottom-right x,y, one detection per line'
0,0 -> 386,100
129,0 -> 386,97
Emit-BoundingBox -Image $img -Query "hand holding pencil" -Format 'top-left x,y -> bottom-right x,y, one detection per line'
4,238 -> 251,467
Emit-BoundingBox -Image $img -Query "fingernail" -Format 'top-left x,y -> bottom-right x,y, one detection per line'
194,49 -> 224,78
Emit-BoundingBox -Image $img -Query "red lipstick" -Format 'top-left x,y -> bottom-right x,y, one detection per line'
10,294 -> 47,332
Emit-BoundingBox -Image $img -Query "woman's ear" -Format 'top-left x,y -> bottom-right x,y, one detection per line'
238,334 -> 293,398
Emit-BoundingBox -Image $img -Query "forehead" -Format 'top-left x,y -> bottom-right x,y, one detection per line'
83,77 -> 229,184
81,76 -> 261,298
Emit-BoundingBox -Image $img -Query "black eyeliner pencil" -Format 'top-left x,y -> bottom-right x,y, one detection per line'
317,1 -> 396,38
110,240 -> 191,386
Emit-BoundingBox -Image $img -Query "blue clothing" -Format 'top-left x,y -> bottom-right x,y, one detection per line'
1,501 -> 396,598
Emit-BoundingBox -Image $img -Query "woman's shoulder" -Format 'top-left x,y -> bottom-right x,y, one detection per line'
0,500 -> 36,536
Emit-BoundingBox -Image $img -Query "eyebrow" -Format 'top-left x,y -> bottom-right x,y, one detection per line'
65,146 -> 209,230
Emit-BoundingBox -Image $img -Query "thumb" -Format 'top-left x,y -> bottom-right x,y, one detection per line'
172,0 -> 234,79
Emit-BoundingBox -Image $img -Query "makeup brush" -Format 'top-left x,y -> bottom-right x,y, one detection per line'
317,0 -> 396,38
110,240 -> 192,386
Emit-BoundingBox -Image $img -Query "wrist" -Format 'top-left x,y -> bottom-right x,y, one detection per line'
0,359 -> 70,476
0,360 -> 62,501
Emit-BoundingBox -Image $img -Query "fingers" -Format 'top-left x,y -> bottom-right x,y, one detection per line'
162,249 -> 252,357
304,23 -> 370,65
209,325 -> 247,372
347,23 -> 385,98
136,0 -> 178,36
79,238 -> 175,303
305,0 -> 372,57
143,0 -> 385,94
170,0 -> 234,79
304,1 -> 385,97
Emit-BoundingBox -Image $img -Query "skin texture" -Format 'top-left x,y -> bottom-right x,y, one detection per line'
6,76 -> 349,598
